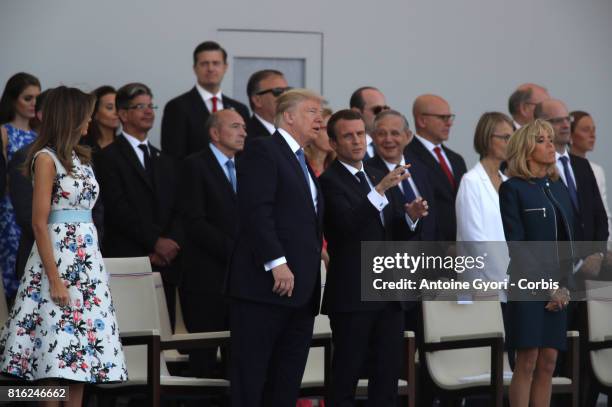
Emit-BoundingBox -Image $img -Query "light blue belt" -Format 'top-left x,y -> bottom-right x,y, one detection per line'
48,210 -> 92,224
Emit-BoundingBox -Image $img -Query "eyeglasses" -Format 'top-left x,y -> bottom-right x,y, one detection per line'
255,87 -> 292,97
422,113 -> 456,123
491,133 -> 511,142
371,105 -> 391,115
546,116 -> 573,125
127,103 -> 158,111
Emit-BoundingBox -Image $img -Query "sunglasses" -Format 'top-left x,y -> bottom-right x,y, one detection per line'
255,87 -> 292,97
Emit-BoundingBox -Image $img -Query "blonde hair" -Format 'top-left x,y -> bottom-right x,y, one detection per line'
506,119 -> 559,180
274,88 -> 323,127
473,112 -> 513,159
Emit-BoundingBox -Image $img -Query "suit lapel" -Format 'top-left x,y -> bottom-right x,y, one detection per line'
410,138 -> 453,195
273,132 -> 317,210
204,145 -> 237,201
117,135 -> 153,191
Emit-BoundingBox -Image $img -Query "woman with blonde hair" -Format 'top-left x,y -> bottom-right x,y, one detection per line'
500,119 -> 575,407
0,86 -> 127,406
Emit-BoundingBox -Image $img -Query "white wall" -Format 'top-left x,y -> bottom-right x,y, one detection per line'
2,0 -> 611,205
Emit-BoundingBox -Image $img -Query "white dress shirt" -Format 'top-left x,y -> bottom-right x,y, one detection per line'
253,113 -> 276,135
379,156 -> 420,229
338,160 -> 388,220
366,134 -> 375,158
455,162 -> 509,302
414,133 -> 454,174
122,131 -> 151,167
209,142 -> 236,185
555,149 -> 577,188
195,83 -> 224,113
264,127 -> 319,272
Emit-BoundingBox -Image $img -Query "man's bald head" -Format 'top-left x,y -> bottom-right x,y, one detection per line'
534,98 -> 571,151
412,94 -> 454,144
508,83 -> 550,126
206,108 -> 247,157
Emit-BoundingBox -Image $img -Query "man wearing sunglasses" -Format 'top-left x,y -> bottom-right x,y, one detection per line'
508,83 -> 550,129
245,69 -> 291,142
535,98 -> 608,407
350,86 -> 391,159
161,41 -> 249,159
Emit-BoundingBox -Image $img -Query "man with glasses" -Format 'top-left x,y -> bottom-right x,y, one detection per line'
96,82 -> 183,327
161,41 -> 249,159
245,69 -> 291,142
535,99 -> 608,407
508,83 -> 550,129
350,86 -> 391,158
405,94 -> 467,242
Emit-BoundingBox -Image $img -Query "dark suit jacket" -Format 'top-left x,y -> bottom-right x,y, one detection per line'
227,131 -> 324,312
246,115 -> 273,144
365,154 -> 437,241
180,145 -> 238,294
320,160 -> 412,314
95,134 -> 183,284
569,154 -> 608,246
404,137 -> 467,241
161,87 -> 249,159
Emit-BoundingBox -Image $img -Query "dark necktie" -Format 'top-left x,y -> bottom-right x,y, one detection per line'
433,146 -> 455,189
355,171 -> 372,195
396,164 -> 417,203
211,96 -> 218,113
559,156 -> 579,211
138,143 -> 153,180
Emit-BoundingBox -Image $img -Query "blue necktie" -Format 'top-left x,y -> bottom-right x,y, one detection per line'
355,171 -> 372,195
295,149 -> 311,186
396,165 -> 417,203
226,159 -> 237,193
559,156 -> 579,211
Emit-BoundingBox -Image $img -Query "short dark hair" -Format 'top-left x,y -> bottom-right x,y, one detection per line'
508,88 -> 532,116
115,83 -> 152,111
246,69 -> 284,109
327,109 -> 364,141
349,86 -> 378,111
193,41 -> 227,65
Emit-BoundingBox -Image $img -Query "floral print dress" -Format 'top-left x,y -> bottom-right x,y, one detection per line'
0,123 -> 37,299
0,148 -> 127,383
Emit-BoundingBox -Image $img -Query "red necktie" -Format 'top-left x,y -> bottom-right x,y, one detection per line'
433,146 -> 455,189
211,96 -> 218,113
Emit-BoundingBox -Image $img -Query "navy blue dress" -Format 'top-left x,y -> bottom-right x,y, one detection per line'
499,176 -> 575,351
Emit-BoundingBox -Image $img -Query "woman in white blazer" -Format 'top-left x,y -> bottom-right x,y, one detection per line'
456,112 -> 514,302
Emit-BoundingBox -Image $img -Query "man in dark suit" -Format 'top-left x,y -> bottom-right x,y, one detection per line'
320,109 -> 424,406
245,69 -> 290,143
227,89 -> 324,406
179,109 -> 246,382
535,99 -> 609,407
96,83 -> 182,327
161,41 -> 249,159
349,86 -> 390,159
405,94 -> 467,242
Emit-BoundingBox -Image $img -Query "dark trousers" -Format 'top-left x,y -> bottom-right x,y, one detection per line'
230,299 -> 315,407
180,289 -> 229,378
327,303 -> 404,407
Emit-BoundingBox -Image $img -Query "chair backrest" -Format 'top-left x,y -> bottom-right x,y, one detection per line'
585,280 -> 612,386
0,277 -> 9,326
422,293 -> 505,388
152,272 -> 174,341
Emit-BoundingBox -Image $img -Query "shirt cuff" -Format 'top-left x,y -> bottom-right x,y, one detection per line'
367,190 -> 388,211
264,257 -> 287,271
405,214 -> 419,231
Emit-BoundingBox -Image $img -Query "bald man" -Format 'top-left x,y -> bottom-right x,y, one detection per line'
180,109 -> 246,382
535,99 -> 608,407
405,94 -> 467,241
508,83 -> 550,129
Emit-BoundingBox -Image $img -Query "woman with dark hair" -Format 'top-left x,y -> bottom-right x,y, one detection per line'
0,72 -> 41,300
569,110 -> 612,245
80,86 -> 118,152
500,119 -> 574,407
304,107 -> 335,176
0,86 -> 127,404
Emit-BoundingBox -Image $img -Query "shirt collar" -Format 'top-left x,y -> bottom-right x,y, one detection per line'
254,113 -> 276,135
338,160 -> 364,176
195,83 -> 222,103
277,127 -> 302,154
122,131 -> 149,149
381,156 -> 405,172
415,133 -> 440,152
556,147 -> 570,161
209,142 -> 233,168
